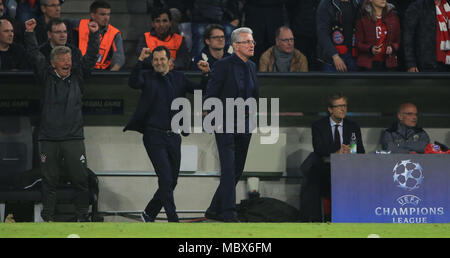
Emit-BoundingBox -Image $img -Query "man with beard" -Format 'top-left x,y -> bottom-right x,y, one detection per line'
136,7 -> 190,70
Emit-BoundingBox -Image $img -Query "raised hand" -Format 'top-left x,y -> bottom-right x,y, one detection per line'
197,60 -> 210,74
25,18 -> 37,32
138,48 -> 152,61
88,21 -> 99,34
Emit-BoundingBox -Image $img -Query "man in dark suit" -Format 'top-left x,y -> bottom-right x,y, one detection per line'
124,46 -> 209,222
204,27 -> 259,222
300,92 -> 364,222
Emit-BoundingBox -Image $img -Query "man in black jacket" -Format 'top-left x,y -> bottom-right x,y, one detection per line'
39,18 -> 82,67
316,0 -> 360,72
24,18 -> 99,222
403,0 -> 450,72
301,92 -> 364,221
124,46 -> 209,222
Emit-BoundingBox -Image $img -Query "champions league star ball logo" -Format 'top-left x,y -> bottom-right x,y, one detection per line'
393,160 -> 424,191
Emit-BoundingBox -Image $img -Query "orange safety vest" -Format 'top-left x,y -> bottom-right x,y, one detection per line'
144,32 -> 183,60
78,19 -> 121,70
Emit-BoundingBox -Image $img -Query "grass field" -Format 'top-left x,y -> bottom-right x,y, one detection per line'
1,222 -> 450,238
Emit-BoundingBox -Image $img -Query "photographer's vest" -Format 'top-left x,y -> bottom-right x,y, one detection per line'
78,19 -> 121,70
144,32 -> 183,60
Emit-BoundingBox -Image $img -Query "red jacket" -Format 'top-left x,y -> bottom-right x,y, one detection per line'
355,6 -> 401,69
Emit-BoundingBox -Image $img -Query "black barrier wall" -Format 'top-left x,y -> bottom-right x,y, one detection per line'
1,72 -> 450,128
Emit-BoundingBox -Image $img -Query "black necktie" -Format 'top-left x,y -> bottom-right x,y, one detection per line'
334,124 -> 341,150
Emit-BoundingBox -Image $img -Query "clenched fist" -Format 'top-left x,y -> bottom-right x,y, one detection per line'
139,48 -> 152,61
25,18 -> 37,32
88,21 -> 99,34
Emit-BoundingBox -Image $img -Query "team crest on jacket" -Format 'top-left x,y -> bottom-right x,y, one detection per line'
40,153 -> 47,163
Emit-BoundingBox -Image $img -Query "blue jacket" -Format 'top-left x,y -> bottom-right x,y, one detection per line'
205,54 -> 259,132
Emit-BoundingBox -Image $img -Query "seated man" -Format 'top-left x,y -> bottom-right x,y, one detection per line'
136,7 -> 190,70
72,0 -> 125,71
259,26 -> 308,72
192,23 -> 233,71
39,18 -> 82,67
381,102 -> 430,153
35,0 -> 74,46
301,92 -> 365,222
0,18 -> 28,70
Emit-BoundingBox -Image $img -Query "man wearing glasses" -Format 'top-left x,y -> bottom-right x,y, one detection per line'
304,92 -> 364,221
35,0 -> 73,45
39,18 -> 82,67
192,23 -> 233,71
204,27 -> 258,222
259,26 -> 308,72
381,103 -> 430,153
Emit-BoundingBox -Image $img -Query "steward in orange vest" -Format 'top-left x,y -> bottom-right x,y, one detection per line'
78,18 -> 121,70
136,7 -> 190,70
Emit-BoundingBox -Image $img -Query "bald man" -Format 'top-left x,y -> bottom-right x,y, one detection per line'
381,103 -> 430,153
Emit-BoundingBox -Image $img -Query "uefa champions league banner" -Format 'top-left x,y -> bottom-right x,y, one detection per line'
331,154 -> 450,223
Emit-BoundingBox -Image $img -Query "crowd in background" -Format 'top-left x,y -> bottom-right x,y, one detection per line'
0,0 -> 448,72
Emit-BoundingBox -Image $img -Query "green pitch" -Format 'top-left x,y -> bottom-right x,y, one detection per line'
1,223 -> 450,238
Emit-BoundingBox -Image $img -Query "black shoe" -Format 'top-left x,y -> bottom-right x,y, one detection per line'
205,209 -> 221,220
221,217 -> 240,223
141,212 -> 155,223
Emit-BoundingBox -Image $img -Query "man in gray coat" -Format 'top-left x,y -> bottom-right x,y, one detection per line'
381,103 -> 430,153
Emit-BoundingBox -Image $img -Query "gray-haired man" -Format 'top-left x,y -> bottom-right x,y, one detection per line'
24,18 -> 99,222
204,27 -> 259,222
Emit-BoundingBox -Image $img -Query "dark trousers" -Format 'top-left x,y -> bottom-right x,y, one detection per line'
208,133 -> 252,219
39,140 -> 89,221
143,133 -> 181,222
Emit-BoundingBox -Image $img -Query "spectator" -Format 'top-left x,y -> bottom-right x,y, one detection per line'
287,0 -> 321,71
243,0 -> 287,65
404,0 -> 450,72
136,7 -> 190,70
189,0 -> 240,57
381,102 -> 430,153
72,0 -> 125,71
192,23 -> 233,71
0,18 -> 28,70
24,18 -> 100,222
259,26 -> 308,72
35,0 -> 73,46
305,92 -> 365,221
16,0 -> 40,24
355,0 -> 401,71
0,0 -> 24,43
316,0 -> 361,72
39,18 -> 81,67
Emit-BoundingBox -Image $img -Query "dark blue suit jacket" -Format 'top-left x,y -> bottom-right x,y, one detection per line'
312,117 -> 365,157
124,61 -> 208,135
205,54 -> 259,132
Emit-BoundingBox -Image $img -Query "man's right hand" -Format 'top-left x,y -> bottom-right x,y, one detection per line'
138,48 -> 151,61
337,144 -> 351,154
25,18 -> 37,32
408,67 -> 419,72
332,54 -> 347,72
